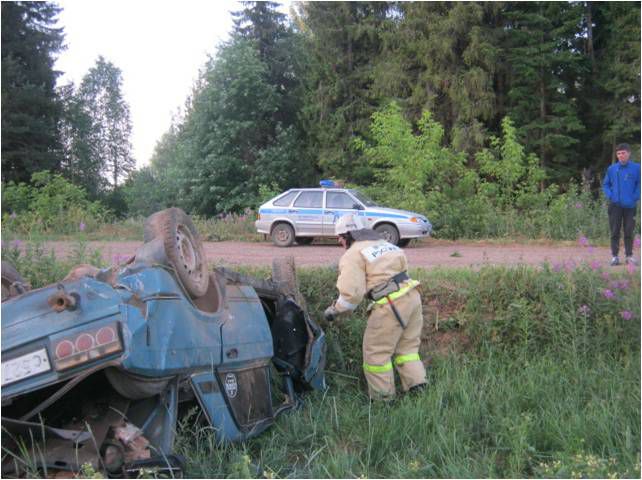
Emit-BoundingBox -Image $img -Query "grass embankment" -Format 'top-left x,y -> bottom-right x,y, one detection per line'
2,246 -> 640,478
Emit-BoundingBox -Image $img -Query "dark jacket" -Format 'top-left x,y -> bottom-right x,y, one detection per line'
602,161 -> 641,208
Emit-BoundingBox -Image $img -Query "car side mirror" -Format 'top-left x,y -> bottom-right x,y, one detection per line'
353,204 -> 364,210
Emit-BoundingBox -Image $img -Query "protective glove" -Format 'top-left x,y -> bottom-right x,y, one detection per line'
324,305 -> 339,322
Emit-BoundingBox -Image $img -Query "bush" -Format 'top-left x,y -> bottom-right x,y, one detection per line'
356,105 -> 618,241
2,171 -> 112,237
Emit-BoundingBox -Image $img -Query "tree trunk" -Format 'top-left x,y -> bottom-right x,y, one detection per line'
585,2 -> 595,70
539,76 -> 547,192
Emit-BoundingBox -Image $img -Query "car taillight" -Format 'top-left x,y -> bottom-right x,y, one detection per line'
52,322 -> 122,371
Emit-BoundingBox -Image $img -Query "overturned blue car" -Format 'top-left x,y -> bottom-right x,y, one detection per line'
1,208 -> 326,477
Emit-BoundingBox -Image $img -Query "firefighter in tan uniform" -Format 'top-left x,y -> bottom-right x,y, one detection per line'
324,214 -> 427,400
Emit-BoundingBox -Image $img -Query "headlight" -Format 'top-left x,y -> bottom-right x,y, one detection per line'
52,322 -> 122,371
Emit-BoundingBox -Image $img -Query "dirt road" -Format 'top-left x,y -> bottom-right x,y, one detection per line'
39,240 -> 623,269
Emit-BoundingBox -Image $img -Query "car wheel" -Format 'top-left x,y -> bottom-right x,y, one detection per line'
1,261 -> 28,302
143,208 -> 209,298
398,239 -> 411,248
271,223 -> 295,247
296,237 -> 314,246
143,209 -> 167,243
374,223 -> 400,245
105,367 -> 171,400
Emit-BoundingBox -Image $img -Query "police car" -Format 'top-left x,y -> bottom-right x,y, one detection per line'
255,181 -> 432,247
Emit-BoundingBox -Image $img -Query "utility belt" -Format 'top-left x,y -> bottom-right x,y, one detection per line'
367,272 -> 419,304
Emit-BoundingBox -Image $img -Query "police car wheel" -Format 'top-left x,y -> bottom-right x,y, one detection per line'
272,223 -> 295,247
374,223 -> 400,245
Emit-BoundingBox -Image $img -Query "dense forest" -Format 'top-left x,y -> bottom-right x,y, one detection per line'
2,1 -> 640,236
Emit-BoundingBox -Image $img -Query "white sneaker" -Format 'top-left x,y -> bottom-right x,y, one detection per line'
610,256 -> 620,266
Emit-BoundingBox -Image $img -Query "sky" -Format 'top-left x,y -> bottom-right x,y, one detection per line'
54,0 -> 262,168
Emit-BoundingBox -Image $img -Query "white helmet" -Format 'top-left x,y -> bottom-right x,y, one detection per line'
335,214 -> 364,236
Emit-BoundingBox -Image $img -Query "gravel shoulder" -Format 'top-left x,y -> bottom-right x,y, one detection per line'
38,240 -> 624,269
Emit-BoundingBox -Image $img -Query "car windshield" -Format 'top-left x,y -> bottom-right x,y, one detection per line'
349,190 -> 379,207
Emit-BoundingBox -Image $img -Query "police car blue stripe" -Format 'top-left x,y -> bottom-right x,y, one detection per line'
260,208 -> 412,220
364,211 -> 409,219
260,208 -> 290,214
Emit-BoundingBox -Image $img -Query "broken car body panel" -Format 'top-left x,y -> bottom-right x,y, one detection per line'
1,211 -> 326,476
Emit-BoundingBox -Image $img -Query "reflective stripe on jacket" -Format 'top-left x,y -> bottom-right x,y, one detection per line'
373,279 -> 421,305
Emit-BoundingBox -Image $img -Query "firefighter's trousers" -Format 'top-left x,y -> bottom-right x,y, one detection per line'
362,288 -> 426,399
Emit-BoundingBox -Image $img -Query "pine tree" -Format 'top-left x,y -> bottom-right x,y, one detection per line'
1,1 -> 65,183
376,2 -> 502,158
298,1 -> 391,182
590,2 -> 640,166
502,2 -> 586,182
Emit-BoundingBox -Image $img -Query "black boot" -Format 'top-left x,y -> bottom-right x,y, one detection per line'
407,383 -> 427,395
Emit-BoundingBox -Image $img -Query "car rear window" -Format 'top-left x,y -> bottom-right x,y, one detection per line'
293,191 -> 323,208
273,191 -> 299,206
326,191 -> 357,209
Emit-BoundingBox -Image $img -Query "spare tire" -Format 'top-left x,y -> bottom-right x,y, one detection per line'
143,208 -> 209,298
2,261 -> 28,302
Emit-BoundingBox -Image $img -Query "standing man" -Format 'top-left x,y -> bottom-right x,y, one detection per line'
324,215 -> 427,401
602,143 -> 641,266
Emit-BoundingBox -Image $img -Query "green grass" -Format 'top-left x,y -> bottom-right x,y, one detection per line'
176,351 -> 638,478
2,244 -> 639,478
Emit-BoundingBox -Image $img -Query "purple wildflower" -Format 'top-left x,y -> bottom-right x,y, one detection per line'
578,235 -> 589,247
590,260 -> 601,271
601,271 -> 610,281
609,280 -> 630,290
620,310 -> 633,321
602,289 -> 615,300
575,202 -> 583,209
564,260 -> 576,273
626,262 -> 636,275
552,263 -> 563,273
635,236 -> 641,249
577,305 -> 591,316
79,221 -> 86,232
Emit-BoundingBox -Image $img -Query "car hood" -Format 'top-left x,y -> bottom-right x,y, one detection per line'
1,278 -> 123,352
